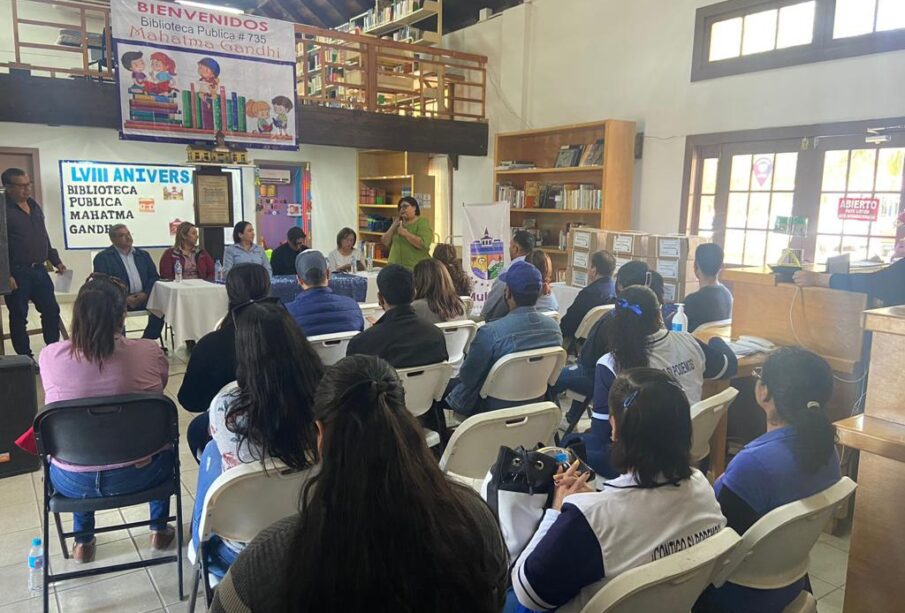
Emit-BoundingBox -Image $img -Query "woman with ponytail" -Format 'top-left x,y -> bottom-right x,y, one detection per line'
698,347 -> 840,613
565,285 -> 736,478
211,355 -> 508,613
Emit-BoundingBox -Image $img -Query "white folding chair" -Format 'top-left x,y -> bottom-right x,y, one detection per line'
479,346 -> 567,403
439,402 -> 561,489
307,330 -> 358,366
694,318 -> 733,333
188,460 -> 315,612
460,295 -> 474,315
711,477 -> 857,610
397,362 -> 453,448
575,304 -> 615,341
541,310 -> 562,324
577,528 -> 741,613
436,320 -> 478,367
359,302 -> 382,330
689,387 -> 739,464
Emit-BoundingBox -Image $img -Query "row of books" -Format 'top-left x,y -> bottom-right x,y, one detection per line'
365,0 -> 425,30
497,182 -> 603,210
180,86 -> 247,132
127,93 -> 181,125
555,140 -> 604,167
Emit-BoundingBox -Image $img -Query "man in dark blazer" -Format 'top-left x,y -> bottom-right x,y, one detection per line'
92,223 -> 164,339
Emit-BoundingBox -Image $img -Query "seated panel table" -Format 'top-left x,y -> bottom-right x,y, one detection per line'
147,280 -> 228,347
353,271 -> 380,304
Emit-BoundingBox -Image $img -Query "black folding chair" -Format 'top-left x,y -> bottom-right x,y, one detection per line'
33,393 -> 185,612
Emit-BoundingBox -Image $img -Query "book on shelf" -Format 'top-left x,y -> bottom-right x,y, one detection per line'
579,139 -> 605,167
496,160 -> 536,170
498,182 -> 602,211
525,181 -> 540,208
554,145 -> 583,168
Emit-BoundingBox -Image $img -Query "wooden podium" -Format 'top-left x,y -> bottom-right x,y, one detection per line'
835,306 -> 905,613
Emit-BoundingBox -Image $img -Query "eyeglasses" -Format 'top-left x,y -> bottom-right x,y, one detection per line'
229,296 -> 280,327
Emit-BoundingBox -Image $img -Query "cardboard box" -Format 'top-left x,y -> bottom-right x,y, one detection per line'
567,268 -> 589,288
606,231 -> 649,257
570,249 -> 591,271
662,281 -> 700,304
569,228 -> 609,253
641,257 -> 697,283
647,234 -> 708,260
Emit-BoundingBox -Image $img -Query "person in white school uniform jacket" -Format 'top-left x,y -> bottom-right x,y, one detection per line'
505,368 -> 726,613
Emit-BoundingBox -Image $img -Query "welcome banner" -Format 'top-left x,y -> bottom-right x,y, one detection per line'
461,202 -> 510,315
112,0 -> 297,149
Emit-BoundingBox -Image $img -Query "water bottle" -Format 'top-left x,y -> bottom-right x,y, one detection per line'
671,303 -> 688,332
214,260 -> 223,283
174,260 -> 183,283
27,537 -> 43,596
350,253 -> 358,273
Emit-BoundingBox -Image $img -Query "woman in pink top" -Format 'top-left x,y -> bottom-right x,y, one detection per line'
39,275 -> 175,563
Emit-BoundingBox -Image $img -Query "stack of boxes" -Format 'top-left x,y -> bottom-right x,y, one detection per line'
565,229 -> 708,303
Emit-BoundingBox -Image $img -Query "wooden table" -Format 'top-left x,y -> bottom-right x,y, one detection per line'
835,306 -> 905,613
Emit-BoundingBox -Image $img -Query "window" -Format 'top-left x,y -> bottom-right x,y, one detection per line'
682,117 -> 905,267
692,0 -> 905,81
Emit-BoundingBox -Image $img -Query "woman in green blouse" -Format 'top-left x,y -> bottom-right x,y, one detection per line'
381,196 -> 433,269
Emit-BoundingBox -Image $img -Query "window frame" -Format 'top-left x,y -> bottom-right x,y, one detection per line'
691,0 -> 905,81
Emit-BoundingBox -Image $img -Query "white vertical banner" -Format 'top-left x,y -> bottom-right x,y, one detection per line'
462,202 -> 510,314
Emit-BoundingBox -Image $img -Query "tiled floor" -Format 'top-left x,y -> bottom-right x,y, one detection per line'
2,307 -> 852,611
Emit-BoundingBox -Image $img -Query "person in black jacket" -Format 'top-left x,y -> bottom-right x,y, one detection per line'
269,226 -> 308,276
793,257 -> 905,307
560,250 -> 617,346
346,264 -> 448,368
92,224 -> 164,339
177,264 -> 272,460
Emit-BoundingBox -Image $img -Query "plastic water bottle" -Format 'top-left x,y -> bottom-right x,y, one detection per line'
672,303 -> 688,332
27,537 -> 43,596
350,253 -> 357,273
174,260 -> 183,283
214,260 -> 223,283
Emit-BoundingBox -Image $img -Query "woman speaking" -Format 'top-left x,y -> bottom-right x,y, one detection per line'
381,196 -> 433,269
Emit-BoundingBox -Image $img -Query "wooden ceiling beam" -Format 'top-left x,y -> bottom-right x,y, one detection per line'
308,0 -> 347,27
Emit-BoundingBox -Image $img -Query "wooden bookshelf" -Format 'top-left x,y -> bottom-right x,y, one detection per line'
493,120 -> 636,274
357,150 -> 436,266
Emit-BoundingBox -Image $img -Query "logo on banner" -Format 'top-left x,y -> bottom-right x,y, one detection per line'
462,202 -> 510,314
837,197 -> 880,222
469,228 -> 505,281
753,157 -> 773,187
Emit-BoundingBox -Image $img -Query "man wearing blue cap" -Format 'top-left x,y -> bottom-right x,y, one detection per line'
286,250 -> 363,336
445,260 -> 563,416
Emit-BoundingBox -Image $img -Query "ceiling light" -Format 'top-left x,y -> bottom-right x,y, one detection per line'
175,1 -> 245,15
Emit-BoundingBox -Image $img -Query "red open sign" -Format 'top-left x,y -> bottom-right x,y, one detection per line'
837,197 -> 880,222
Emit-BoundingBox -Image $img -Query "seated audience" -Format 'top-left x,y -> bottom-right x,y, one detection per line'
269,226 -> 308,276
192,301 -> 323,575
412,258 -> 467,324
481,230 -> 536,322
506,368 -> 726,613
526,249 -> 559,313
224,221 -> 272,276
159,221 -> 214,281
559,250 -> 616,342
38,275 -> 173,563
178,264 -> 272,459
571,285 -> 736,477
684,243 -> 733,332
433,243 -> 473,297
347,264 -> 448,368
327,227 -> 363,273
92,223 -> 164,340
210,355 -> 508,612
286,250 -> 364,336
697,347 -> 841,613
445,261 -> 562,417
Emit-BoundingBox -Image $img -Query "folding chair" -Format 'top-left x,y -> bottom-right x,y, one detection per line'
359,303 -> 382,329
711,477 -> 857,612
397,362 -> 453,448
189,459 -> 315,611
574,305 -> 615,343
689,387 -> 739,464
460,295 -> 474,316
34,394 -> 184,613
577,528 -> 741,613
439,402 -> 561,489
694,318 -> 733,333
436,320 -> 478,367
479,346 -> 567,405
541,310 -> 562,324
307,330 -> 358,366
123,309 -> 168,352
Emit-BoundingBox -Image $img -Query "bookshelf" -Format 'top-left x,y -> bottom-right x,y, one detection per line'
493,120 -> 636,278
338,0 -> 443,46
357,150 -> 436,266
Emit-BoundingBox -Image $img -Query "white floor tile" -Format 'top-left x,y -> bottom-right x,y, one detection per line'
56,570 -> 163,613
0,500 -> 40,535
0,560 -> 57,607
51,539 -> 142,592
809,576 -> 837,600
143,549 -> 193,607
817,531 -> 851,553
0,474 -> 39,506
808,541 -> 849,587
0,594 -> 60,612
817,586 -> 845,613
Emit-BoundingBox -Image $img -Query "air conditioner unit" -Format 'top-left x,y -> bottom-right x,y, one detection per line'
258,168 -> 292,183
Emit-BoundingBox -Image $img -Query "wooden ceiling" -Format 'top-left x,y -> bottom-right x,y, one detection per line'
220,0 -> 523,33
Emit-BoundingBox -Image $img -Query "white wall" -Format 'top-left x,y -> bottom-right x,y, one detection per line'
445,0 -> 905,236
0,122 -> 356,289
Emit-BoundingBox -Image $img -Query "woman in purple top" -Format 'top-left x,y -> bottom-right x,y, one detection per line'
40,275 -> 175,564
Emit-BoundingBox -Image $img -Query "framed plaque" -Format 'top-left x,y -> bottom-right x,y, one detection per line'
193,170 -> 234,227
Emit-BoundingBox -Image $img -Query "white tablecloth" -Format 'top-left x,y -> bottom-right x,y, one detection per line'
147,280 -> 228,347
551,282 -> 581,316
354,271 -> 380,304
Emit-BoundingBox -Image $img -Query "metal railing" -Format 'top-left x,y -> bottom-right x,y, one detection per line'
0,0 -> 487,122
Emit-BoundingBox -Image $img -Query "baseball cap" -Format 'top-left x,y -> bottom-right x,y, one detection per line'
500,260 -> 542,296
295,249 -> 328,283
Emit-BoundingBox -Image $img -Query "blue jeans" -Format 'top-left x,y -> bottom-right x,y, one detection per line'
49,450 -> 174,544
552,363 -> 594,423
191,440 -> 238,577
